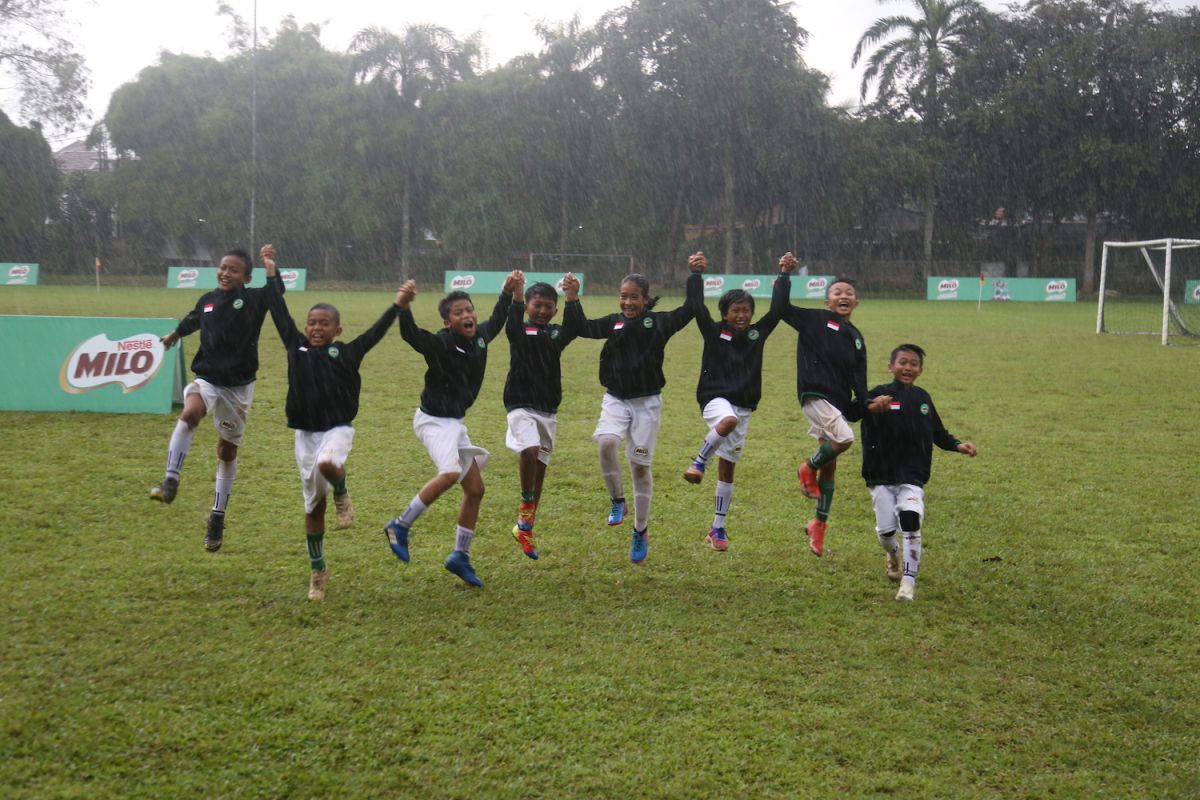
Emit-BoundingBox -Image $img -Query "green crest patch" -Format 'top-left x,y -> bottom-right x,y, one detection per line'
478,338 -> 487,349
232,298 -> 244,310
920,403 -> 930,415
748,329 -> 760,341
643,317 -> 654,329
328,346 -> 340,359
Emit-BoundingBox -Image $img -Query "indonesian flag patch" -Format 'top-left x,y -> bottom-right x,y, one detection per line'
889,401 -> 901,411
203,303 -> 215,313
826,320 -> 840,331
719,330 -> 733,341
614,321 -> 625,331
525,326 -> 539,336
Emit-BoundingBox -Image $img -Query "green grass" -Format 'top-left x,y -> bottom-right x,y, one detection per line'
1,286 -> 1198,798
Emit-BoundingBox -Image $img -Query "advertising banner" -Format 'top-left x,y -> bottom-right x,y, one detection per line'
1,263 -> 39,286
928,276 -> 1076,302
0,316 -> 185,413
1185,280 -> 1200,305
701,274 -> 837,300
443,271 -> 586,295
168,267 -> 307,291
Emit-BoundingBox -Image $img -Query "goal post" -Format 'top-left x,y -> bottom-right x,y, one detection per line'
1097,238 -> 1200,346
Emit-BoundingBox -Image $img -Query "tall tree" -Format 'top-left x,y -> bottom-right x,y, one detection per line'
853,0 -> 984,280
0,111 -> 60,260
0,0 -> 89,128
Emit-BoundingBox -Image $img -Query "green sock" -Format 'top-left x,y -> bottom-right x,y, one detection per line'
521,490 -> 535,504
306,532 -> 326,571
807,442 -> 837,470
332,476 -> 347,497
816,481 -> 835,522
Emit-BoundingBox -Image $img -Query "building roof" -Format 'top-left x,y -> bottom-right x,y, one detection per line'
54,140 -> 106,173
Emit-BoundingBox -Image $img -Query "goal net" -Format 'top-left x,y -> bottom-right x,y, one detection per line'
1097,238 -> 1200,345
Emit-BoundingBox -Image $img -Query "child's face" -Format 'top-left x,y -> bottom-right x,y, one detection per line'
618,281 -> 648,318
824,281 -> 859,319
216,254 -> 251,292
722,300 -> 754,331
526,295 -> 558,326
889,350 -> 924,386
443,298 -> 478,337
305,308 -> 341,346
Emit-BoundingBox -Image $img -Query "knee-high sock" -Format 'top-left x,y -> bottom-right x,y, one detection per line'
166,420 -> 195,479
695,429 -> 723,466
815,480 -> 834,522
455,525 -> 474,554
631,464 -> 653,531
306,531 -> 326,571
713,480 -> 734,528
899,509 -> 921,579
598,435 -> 624,500
807,441 -> 837,470
397,494 -> 428,528
213,459 -> 237,513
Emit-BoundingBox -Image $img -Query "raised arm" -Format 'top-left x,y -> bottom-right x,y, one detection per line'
687,252 -> 715,333
259,244 -> 302,348
656,263 -> 704,338
505,271 -> 527,341
346,294 -> 402,360
395,280 -> 439,354
480,271 -> 519,342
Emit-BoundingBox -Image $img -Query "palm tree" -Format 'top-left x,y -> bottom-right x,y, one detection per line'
852,0 -> 983,280
350,24 -> 480,277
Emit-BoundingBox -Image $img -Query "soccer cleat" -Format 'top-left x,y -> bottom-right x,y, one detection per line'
683,461 -> 705,484
512,523 -> 539,560
383,518 -> 410,563
150,476 -> 179,504
705,527 -> 729,552
333,492 -> 354,529
204,511 -> 225,552
886,549 -> 902,582
308,567 -> 330,601
805,518 -> 826,557
630,528 -> 649,564
606,498 -> 627,527
445,550 -> 483,587
896,576 -> 915,601
798,462 -> 820,499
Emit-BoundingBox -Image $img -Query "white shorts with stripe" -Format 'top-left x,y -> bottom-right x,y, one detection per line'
802,397 -> 854,445
701,397 -> 753,464
185,378 -> 254,447
294,426 -> 354,513
414,410 -> 489,481
505,408 -> 557,465
592,392 -> 663,467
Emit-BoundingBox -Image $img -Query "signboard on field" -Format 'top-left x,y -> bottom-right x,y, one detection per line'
927,277 -> 1076,302
1185,280 -> 1200,304
443,271 -> 585,295
702,274 -> 837,300
0,315 -> 185,414
167,267 -> 307,291
1,263 -> 39,286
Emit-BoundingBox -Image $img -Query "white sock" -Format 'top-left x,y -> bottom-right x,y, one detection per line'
713,480 -> 733,528
695,429 -> 723,465
166,420 -> 195,479
398,494 -> 427,528
598,435 -> 624,500
631,464 -> 652,531
455,525 -> 474,554
901,530 -> 922,580
878,530 -> 898,554
212,458 -> 237,513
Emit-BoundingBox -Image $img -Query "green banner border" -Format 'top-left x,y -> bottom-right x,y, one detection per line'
927,276 -> 1076,302
1,263 -> 39,286
168,267 -> 307,291
442,271 -> 586,296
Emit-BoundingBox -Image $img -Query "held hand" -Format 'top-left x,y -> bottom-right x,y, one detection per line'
958,442 -> 978,457
397,279 -> 417,309
688,251 -> 707,273
259,244 -> 277,275
561,272 -> 580,301
779,252 -> 799,274
504,270 -> 524,295
867,394 -> 892,413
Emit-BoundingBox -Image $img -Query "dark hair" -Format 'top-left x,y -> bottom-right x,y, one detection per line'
438,290 -> 473,320
826,275 -> 856,297
308,302 -> 340,325
223,248 -> 253,276
719,289 -> 755,317
619,273 -> 659,311
890,343 -> 926,365
525,282 -> 558,303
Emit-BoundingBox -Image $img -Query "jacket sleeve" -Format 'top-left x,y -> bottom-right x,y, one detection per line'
346,303 -> 400,362
397,308 -> 439,355
558,300 -> 582,349
656,272 -> 702,338
929,398 -> 963,452
755,274 -> 790,338
574,302 -> 614,339
265,280 -> 303,349
845,338 -> 870,422
175,299 -> 203,338
506,296 -> 525,342
480,291 -> 513,343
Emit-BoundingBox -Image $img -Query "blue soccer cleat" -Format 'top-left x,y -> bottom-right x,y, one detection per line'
630,528 -> 649,564
607,498 -> 627,526
683,461 -> 705,484
383,518 -> 410,563
445,550 -> 483,587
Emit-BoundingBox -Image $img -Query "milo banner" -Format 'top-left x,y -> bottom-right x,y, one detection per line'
168,267 -> 307,291
928,277 -> 1076,302
1185,280 -> 1200,305
702,274 -> 837,300
0,316 -> 185,414
443,271 -> 586,295
1,263 -> 39,286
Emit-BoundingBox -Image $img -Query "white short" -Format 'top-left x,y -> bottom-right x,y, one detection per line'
185,378 -> 254,446
506,408 -> 557,465
592,393 -> 663,466
414,410 -> 489,481
295,426 -> 354,513
869,484 -> 925,533
802,397 -> 855,445
701,397 -> 753,463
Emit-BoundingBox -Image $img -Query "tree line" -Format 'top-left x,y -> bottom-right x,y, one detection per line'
3,0 -> 1199,292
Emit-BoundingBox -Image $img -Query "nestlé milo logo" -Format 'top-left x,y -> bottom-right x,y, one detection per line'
742,279 -> 761,291
704,277 -> 725,291
9,265 -> 30,279
806,277 -> 828,293
938,279 -> 960,292
450,275 -> 475,289
59,333 -> 166,394
1045,280 -> 1067,293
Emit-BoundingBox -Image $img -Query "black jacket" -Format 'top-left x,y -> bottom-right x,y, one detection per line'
503,298 -> 581,413
173,275 -> 284,387
860,381 -> 962,487
693,274 -> 787,410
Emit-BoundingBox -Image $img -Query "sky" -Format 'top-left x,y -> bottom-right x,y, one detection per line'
10,0 -> 1199,144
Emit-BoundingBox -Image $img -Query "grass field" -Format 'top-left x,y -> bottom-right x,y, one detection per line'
1,284 -> 1198,798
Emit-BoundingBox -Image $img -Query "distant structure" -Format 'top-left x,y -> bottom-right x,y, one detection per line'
54,139 -> 110,173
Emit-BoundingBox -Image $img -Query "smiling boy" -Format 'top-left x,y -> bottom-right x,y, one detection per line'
261,244 -> 402,600
383,274 -> 519,587
777,252 -> 889,557
149,247 -> 284,553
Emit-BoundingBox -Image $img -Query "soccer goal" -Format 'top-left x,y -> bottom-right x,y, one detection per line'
1097,238 -> 1200,345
